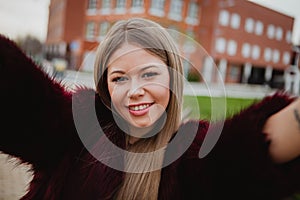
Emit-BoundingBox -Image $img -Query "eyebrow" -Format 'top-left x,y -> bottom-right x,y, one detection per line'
108,70 -> 125,76
108,65 -> 161,76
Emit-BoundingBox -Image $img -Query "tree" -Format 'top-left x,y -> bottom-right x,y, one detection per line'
16,35 -> 43,57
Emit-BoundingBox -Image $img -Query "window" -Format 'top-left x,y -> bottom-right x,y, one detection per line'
275,27 -> 283,41
132,0 -> 143,8
149,0 -> 165,16
131,0 -> 144,13
255,21 -> 263,35
230,13 -> 240,29
264,48 -> 272,62
245,18 -> 254,33
227,40 -> 237,56
242,43 -> 251,58
272,49 -> 280,63
229,65 -> 240,80
251,45 -> 260,60
267,24 -> 275,39
98,21 -> 110,41
215,38 -> 226,53
86,22 -> 95,40
100,0 -> 111,14
286,30 -> 292,43
168,0 -> 183,21
219,10 -> 229,26
102,0 -> 110,9
87,0 -> 97,10
186,2 -> 199,25
115,0 -> 126,13
87,0 -> 97,15
283,51 -> 291,65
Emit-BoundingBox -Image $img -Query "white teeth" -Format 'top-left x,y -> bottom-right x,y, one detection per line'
130,104 -> 150,111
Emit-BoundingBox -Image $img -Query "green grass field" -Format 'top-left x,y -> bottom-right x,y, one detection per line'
183,95 -> 261,121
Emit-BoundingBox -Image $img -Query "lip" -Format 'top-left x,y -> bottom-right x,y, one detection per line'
128,102 -> 154,116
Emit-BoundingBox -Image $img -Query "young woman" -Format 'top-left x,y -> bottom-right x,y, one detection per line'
1,18 -> 300,200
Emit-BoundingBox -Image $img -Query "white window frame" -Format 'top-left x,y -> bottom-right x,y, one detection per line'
168,0 -> 183,21
275,27 -> 283,41
86,22 -> 96,40
185,2 -> 199,25
272,49 -> 280,63
227,40 -> 237,56
251,45 -> 260,60
264,47 -> 272,62
115,0 -> 126,14
245,18 -> 254,33
267,24 -> 275,39
255,21 -> 263,35
131,0 -> 144,13
149,0 -> 165,17
215,37 -> 226,54
283,51 -> 291,65
242,43 -> 251,58
219,10 -> 229,26
98,21 -> 110,41
286,30 -> 292,43
230,13 -> 240,29
100,0 -> 111,14
87,0 -> 98,15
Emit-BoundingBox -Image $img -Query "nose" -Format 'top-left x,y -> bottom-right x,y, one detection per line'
127,82 -> 145,98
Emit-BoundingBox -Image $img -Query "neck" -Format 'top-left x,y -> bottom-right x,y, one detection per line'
128,125 -> 155,144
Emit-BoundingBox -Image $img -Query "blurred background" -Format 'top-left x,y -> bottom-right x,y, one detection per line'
1,0 -> 300,199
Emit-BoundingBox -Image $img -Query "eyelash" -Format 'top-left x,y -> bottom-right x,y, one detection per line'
111,71 -> 159,83
112,76 -> 128,83
142,72 -> 159,78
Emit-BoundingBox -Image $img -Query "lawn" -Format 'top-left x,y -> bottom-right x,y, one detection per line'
183,95 -> 260,121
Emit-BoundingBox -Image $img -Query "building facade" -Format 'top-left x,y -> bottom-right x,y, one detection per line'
45,0 -> 86,70
45,0 -> 294,87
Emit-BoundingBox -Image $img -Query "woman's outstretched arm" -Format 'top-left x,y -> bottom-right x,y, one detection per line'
0,35 -> 77,169
180,93 -> 300,199
263,97 -> 300,163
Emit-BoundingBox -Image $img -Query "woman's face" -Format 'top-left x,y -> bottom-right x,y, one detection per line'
107,43 -> 170,130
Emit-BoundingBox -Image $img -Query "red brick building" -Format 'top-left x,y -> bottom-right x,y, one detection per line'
45,0 -> 294,87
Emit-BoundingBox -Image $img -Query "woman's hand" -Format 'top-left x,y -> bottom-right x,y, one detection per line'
263,97 -> 300,163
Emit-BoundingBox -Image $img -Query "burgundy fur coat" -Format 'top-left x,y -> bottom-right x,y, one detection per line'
1,34 -> 300,200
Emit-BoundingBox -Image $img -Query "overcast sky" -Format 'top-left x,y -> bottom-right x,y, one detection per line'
0,0 -> 299,44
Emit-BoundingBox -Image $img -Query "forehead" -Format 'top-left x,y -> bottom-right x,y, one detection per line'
107,43 -> 165,71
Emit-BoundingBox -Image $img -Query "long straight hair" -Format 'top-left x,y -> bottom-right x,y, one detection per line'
94,18 -> 183,200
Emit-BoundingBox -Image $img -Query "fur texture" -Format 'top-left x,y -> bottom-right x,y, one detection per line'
1,34 -> 300,199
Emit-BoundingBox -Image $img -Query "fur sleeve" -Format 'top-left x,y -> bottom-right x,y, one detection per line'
180,93 -> 300,199
0,34 -> 78,169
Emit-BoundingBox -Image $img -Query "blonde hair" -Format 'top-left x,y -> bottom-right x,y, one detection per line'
94,18 -> 183,200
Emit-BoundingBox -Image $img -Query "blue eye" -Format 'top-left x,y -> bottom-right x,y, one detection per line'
142,72 -> 158,78
112,76 -> 128,82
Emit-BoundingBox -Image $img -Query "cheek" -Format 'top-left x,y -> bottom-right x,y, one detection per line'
150,84 -> 170,107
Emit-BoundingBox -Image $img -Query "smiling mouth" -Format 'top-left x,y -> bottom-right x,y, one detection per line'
129,103 -> 153,111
